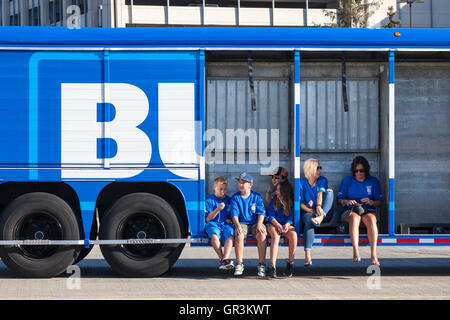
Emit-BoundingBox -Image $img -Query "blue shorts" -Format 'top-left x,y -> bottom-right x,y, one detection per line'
205,222 -> 234,244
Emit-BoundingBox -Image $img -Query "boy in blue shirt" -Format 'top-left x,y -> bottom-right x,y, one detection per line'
230,172 -> 267,277
205,177 -> 235,270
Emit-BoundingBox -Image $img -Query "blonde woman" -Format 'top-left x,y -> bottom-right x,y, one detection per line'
267,181 -> 297,278
300,158 -> 334,266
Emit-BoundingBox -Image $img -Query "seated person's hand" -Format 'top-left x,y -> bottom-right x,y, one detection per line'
360,198 -> 373,206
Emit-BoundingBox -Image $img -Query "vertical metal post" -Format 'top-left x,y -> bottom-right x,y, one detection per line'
388,51 -> 396,236
294,50 -> 301,234
130,0 -> 133,26
237,0 -> 240,26
272,0 -> 274,26
409,2 -> 412,28
305,0 -> 309,26
84,0 -> 87,26
103,49 -> 111,169
430,0 -> 433,28
53,0 -> 56,25
202,0 -> 205,25
166,0 -> 170,25
31,0 -> 35,26
198,49 -> 206,235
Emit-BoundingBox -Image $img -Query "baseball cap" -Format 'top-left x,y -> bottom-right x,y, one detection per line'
235,172 -> 254,184
272,167 -> 288,179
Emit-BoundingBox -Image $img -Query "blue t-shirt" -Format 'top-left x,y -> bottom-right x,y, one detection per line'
300,176 -> 328,209
267,199 -> 294,225
205,194 -> 232,224
337,175 -> 382,210
230,191 -> 266,225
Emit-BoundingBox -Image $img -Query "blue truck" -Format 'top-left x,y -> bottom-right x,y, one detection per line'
0,27 -> 449,278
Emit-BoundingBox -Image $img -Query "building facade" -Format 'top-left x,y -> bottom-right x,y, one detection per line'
1,0 -> 449,28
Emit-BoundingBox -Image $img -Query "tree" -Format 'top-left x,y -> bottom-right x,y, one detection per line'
323,0 -> 383,28
383,6 -> 401,28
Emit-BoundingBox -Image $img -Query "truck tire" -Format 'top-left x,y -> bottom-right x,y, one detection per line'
99,193 -> 185,277
0,193 -> 82,278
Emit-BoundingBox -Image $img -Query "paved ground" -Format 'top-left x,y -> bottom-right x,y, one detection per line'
0,245 -> 450,300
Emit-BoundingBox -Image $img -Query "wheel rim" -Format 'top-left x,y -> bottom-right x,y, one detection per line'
14,212 -> 63,259
117,212 -> 166,260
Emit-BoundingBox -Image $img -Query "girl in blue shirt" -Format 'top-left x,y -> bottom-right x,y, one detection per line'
300,158 -> 334,266
337,156 -> 382,266
267,181 -> 297,278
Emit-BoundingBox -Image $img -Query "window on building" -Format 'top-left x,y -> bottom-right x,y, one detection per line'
49,0 -> 63,25
70,0 -> 87,15
9,0 -> 20,26
125,0 -> 338,8
28,0 -> 41,26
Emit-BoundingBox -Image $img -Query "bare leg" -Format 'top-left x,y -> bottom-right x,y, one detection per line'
344,212 -> 361,262
235,231 -> 244,264
256,230 -> 268,265
211,234 -> 223,260
223,236 -> 233,260
286,228 -> 297,263
268,225 -> 280,267
304,249 -> 311,265
362,213 -> 380,265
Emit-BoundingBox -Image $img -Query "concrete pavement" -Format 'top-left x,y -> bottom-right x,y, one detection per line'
0,245 -> 449,300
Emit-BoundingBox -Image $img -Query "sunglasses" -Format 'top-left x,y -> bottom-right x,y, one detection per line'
272,176 -> 281,180
317,166 -> 322,170
353,169 -> 366,173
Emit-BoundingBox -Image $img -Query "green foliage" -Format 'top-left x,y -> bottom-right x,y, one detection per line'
383,6 -> 401,28
322,0 -> 383,28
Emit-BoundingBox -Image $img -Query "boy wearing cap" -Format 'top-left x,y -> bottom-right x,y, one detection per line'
265,167 -> 288,205
205,177 -> 235,270
230,172 -> 267,277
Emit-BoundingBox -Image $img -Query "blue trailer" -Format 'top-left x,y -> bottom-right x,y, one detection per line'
0,27 -> 449,278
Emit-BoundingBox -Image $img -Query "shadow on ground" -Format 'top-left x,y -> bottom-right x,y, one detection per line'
1,257 -> 449,279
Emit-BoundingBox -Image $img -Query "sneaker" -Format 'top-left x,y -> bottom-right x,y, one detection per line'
224,259 -> 234,270
234,262 -> 244,276
268,266 -> 277,279
257,263 -> 266,277
219,259 -> 234,270
284,261 -> 294,277
218,259 -> 227,270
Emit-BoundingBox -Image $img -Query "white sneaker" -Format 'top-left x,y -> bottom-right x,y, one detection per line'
234,263 -> 244,276
257,263 -> 266,277
219,259 -> 234,270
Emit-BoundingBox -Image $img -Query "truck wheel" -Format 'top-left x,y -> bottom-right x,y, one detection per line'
99,193 -> 185,277
0,193 -> 82,278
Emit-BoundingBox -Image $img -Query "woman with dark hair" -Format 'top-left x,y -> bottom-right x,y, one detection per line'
266,181 -> 297,278
337,156 -> 382,265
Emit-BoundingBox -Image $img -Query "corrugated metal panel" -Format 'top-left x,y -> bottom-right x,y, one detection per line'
395,63 -> 450,228
205,78 -> 291,197
206,79 -> 290,152
300,79 -> 379,152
